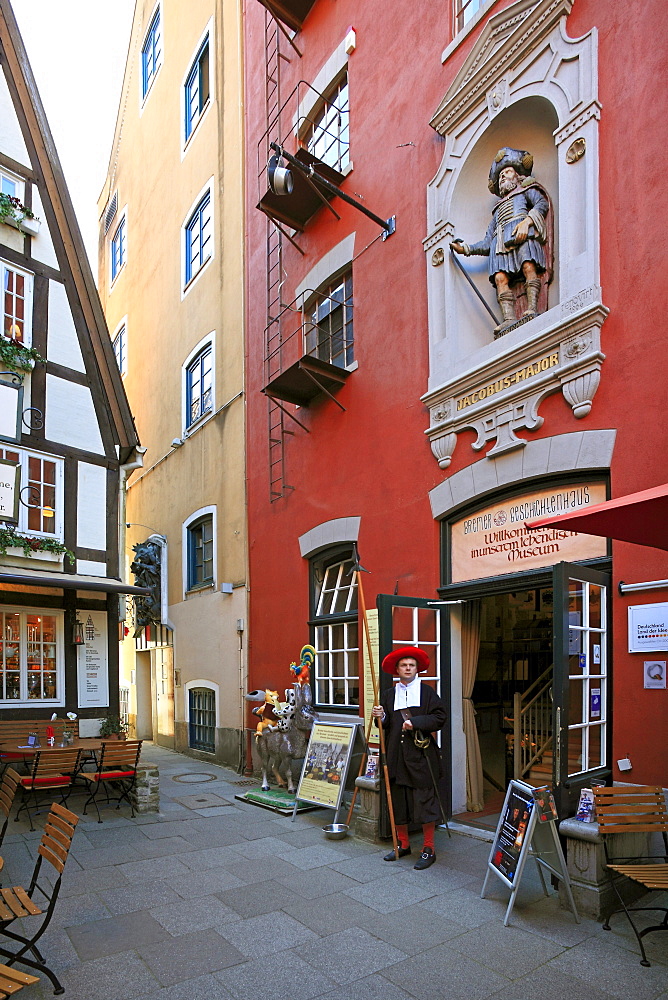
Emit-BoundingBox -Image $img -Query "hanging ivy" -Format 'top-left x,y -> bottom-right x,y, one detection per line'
0,338 -> 44,372
0,524 -> 74,564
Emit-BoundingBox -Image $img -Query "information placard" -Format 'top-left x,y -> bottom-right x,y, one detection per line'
295,721 -> 359,813
628,603 -> 668,652
481,779 -> 578,926
76,611 -> 109,709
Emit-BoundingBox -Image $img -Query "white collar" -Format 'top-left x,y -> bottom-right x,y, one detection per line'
393,674 -> 421,709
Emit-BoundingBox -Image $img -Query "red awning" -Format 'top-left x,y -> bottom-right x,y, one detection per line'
525,483 -> 668,551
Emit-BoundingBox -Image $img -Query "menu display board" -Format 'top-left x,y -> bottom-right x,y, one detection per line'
481,779 -> 579,927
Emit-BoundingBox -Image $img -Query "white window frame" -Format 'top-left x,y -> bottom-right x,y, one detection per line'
1,259 -> 33,347
311,549 -> 359,709
181,334 -> 215,434
184,678 -> 220,728
181,180 -> 214,297
182,505 -> 217,597
295,38 -> 353,176
112,317 -> 128,376
140,2 -> 162,108
304,73 -> 350,174
182,19 -> 214,152
0,606 -> 64,707
0,446 -> 64,540
0,167 -> 25,204
110,209 -> 127,287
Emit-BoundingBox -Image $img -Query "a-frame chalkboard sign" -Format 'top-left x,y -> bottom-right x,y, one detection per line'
481,779 -> 579,926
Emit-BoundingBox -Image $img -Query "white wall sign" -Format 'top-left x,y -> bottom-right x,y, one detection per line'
628,603 -> 668,653
0,458 -> 20,523
76,610 -> 110,708
450,482 -> 607,584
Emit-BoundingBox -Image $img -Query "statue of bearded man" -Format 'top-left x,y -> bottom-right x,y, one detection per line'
450,147 -> 550,336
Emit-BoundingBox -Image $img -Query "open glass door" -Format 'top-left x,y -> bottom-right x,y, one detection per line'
376,595 -> 450,835
552,562 -> 610,816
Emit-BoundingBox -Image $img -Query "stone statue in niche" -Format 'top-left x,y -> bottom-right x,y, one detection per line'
450,147 -> 553,337
130,539 -> 162,629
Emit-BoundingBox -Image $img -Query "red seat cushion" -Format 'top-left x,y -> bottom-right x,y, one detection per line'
21,776 -> 71,787
89,771 -> 135,781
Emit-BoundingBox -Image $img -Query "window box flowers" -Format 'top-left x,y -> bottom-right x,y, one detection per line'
0,192 -> 40,236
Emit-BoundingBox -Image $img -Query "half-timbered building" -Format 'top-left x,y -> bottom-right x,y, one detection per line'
0,0 -> 143,730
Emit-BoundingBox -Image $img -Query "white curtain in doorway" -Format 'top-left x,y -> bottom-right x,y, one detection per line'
462,600 -> 484,812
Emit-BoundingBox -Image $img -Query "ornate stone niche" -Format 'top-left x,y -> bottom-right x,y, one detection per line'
424,0 -> 606,468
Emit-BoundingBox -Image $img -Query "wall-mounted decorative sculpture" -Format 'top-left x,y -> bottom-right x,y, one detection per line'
130,539 -> 162,630
450,147 -> 553,337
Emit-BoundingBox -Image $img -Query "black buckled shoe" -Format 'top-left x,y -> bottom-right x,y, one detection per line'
413,847 -> 436,870
383,846 -> 411,860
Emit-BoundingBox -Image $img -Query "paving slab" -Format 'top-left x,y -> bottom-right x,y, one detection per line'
165,867 -> 246,898
275,863 -> 361,898
215,950 -> 337,1000
364,900 -> 467,954
381,942 -> 512,1000
216,879 -> 303,917
33,949 -> 161,1000
150,894 -> 242,934
140,973 -> 237,1000
139,928 -> 246,987
488,968 -> 621,1000
546,934 -> 668,999
98,879 -> 183,915
218,910 -> 319,956
66,909 -> 170,960
281,890 -> 378,935
298,926 -> 408,984
317,972 -> 416,1000
441,919 -> 566,977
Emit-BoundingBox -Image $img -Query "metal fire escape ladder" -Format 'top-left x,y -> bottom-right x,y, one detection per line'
264,10 -> 294,502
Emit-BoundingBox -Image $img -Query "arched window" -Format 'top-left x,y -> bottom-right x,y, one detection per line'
188,686 -> 216,753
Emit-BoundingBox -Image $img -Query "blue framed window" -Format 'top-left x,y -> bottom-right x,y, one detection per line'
185,192 -> 212,285
185,38 -> 210,141
186,345 -> 212,427
111,216 -> 126,282
187,515 -> 214,590
141,8 -> 162,99
113,325 -> 127,375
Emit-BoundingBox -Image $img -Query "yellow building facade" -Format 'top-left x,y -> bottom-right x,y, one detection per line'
98,0 -> 246,768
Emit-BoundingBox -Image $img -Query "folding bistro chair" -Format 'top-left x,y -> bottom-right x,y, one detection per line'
594,784 -> 668,966
15,749 -> 82,832
0,801 -> 78,995
82,740 -> 142,823
0,965 -> 39,998
0,770 -> 21,874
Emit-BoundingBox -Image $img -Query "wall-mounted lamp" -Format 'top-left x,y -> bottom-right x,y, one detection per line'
72,619 -> 85,646
268,154 -> 293,196
171,438 -> 184,449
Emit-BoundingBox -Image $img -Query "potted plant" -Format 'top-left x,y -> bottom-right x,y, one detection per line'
50,711 -> 77,746
99,714 -> 128,740
0,192 -> 40,235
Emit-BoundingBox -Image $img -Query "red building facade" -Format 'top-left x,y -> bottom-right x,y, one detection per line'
244,0 -> 668,823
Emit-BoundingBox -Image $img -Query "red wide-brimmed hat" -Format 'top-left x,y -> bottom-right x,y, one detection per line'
381,646 -> 430,675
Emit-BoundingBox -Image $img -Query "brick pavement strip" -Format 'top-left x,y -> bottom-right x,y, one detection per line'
3,743 -> 664,1000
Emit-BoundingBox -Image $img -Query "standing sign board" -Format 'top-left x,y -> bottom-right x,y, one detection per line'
481,779 -> 579,926
294,720 -> 361,821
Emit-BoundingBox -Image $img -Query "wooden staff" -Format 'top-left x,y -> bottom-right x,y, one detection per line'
349,545 -> 399,858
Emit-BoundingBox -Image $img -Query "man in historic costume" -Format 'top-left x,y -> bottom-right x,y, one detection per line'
450,147 -> 550,335
372,646 -> 447,870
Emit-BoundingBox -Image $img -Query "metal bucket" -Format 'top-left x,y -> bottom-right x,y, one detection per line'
322,822 -> 349,840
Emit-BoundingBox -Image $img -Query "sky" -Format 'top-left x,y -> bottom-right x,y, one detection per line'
12,0 -> 136,272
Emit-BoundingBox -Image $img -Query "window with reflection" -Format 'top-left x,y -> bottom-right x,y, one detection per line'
566,579 -> 606,774
0,446 -> 62,538
305,74 -> 349,173
0,609 -> 62,703
310,548 -> 359,708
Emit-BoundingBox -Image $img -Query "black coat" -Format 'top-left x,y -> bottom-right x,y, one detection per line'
380,682 -> 446,788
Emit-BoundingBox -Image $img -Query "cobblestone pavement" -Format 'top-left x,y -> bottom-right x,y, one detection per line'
2,745 -> 666,1000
